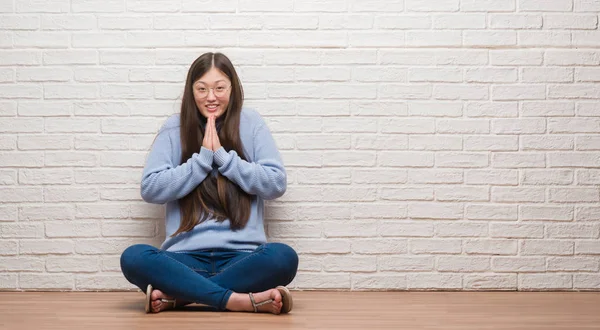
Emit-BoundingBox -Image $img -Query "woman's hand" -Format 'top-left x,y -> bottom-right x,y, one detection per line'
203,116 -> 222,152
202,117 -> 213,151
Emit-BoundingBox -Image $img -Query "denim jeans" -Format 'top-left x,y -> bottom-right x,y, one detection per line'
120,242 -> 299,311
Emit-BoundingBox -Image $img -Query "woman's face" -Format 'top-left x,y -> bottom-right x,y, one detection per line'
193,66 -> 231,119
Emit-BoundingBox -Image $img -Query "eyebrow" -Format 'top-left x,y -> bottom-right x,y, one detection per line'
195,79 -> 227,85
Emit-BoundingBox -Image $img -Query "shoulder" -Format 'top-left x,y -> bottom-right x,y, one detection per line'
161,114 -> 181,131
240,107 -> 266,129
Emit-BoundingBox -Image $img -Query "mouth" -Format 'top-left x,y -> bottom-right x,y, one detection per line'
205,104 -> 219,112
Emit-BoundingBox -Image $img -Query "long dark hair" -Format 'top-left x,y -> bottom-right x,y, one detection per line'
173,52 -> 252,237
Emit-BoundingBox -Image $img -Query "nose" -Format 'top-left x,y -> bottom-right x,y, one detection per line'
206,88 -> 217,101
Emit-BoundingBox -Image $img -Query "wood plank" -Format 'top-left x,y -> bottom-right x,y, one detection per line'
1,291 -> 599,330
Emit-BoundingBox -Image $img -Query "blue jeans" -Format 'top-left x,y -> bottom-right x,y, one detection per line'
120,243 -> 299,311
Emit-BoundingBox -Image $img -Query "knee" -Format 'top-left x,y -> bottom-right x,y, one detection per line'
120,244 -> 156,274
263,243 -> 298,282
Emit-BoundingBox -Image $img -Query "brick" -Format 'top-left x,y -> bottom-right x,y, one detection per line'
408,102 -> 461,117
491,50 -> 543,66
521,205 -> 574,221
574,275 -> 600,289
466,68 -> 517,83
435,186 -> 489,202
547,257 -> 599,272
380,187 -> 433,201
408,203 -> 463,220
522,240 -> 574,256
0,257 -> 44,271
491,187 -> 545,203
574,0 -> 600,11
410,239 -> 461,254
435,222 -> 488,237
102,221 -> 155,237
41,14 -> 96,30
349,0 -> 403,11
379,221 -> 434,237
407,273 -> 462,289
438,256 -> 490,272
406,31 -> 461,46
0,187 -> 43,202
549,188 -> 599,202
545,14 -> 598,29
72,0 -> 125,12
352,203 -> 406,219
521,169 -> 573,185
353,274 -> 407,290
545,50 -> 600,66
323,255 -> 376,272
20,240 -> 73,255
548,152 -> 600,167
577,169 -> 600,184
490,223 -> 544,238
353,135 -> 408,150
375,15 -> 429,29
466,204 -> 518,220
520,274 -> 572,290
547,224 -> 599,239
380,118 -> 434,133
492,119 -> 546,134
408,169 -> 463,184
490,14 -> 542,28
45,152 -> 97,167
0,14 -> 40,30
18,169 -> 72,185
492,257 -> 545,272
46,221 -> 100,238
466,102 -> 518,118
19,204 -> 75,221
352,169 -> 407,184
379,152 -> 435,167
464,274 -> 517,290
0,240 -> 17,255
436,152 -> 488,168
76,275 -> 135,290
293,273 -> 350,289
434,14 -> 485,29
98,16 -> 153,29
323,221 -> 378,237
519,0 -> 572,11
46,256 -> 99,272
0,171 -> 17,185
409,135 -> 462,151
465,239 -> 517,255
575,241 -> 600,255
461,0 -> 515,11
464,31 -> 516,46
380,256 -> 434,271
492,153 -> 546,168
464,136 -> 518,151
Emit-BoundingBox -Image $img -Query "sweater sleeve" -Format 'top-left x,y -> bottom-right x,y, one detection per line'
140,127 -> 214,204
213,121 -> 287,200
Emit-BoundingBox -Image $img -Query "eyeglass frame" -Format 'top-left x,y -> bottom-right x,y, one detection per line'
194,84 -> 232,98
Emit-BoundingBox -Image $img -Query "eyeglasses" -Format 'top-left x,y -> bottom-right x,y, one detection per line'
195,85 -> 231,98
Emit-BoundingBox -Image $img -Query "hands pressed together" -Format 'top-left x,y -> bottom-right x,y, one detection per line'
202,115 -> 222,152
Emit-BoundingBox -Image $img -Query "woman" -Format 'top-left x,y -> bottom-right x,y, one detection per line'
120,52 -> 298,314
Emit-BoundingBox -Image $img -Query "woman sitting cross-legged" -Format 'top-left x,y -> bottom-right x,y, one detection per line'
120,52 -> 298,314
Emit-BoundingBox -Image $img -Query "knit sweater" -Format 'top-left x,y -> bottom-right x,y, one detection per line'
140,108 -> 286,252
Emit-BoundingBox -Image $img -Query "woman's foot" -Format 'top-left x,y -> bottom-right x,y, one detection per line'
225,288 -> 283,314
149,289 -> 191,313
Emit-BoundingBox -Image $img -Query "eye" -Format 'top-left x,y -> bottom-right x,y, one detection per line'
197,87 -> 207,93
216,86 -> 226,92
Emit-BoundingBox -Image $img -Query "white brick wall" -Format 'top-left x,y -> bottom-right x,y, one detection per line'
0,0 -> 599,292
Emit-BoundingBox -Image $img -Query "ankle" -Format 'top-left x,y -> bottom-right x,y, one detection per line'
225,292 -> 246,311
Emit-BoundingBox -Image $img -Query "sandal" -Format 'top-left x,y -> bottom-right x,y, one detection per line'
145,284 -> 177,313
248,286 -> 293,314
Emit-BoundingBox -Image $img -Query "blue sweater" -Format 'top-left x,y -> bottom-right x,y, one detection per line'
140,108 -> 286,252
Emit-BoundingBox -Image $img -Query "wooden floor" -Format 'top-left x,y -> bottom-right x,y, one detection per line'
1,291 -> 599,330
